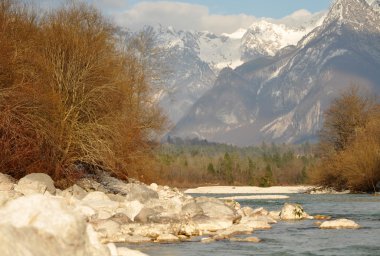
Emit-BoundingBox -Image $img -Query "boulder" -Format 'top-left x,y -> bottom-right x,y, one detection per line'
252,207 -> 269,216
126,223 -> 171,239
174,221 -> 199,236
107,243 -> 149,256
181,202 -> 204,217
279,203 -> 310,220
240,217 -> 272,230
0,190 -> 22,207
107,194 -> 126,202
0,194 -> 110,256
135,207 -> 159,223
149,183 -> 158,191
81,191 -> 120,219
319,219 -> 360,229
0,224 -> 109,256
109,213 -> 132,225
121,200 -> 144,221
14,173 -> 56,195
193,214 -> 234,231
76,178 -> 109,193
147,212 -> 180,224
196,199 -> 238,222
0,194 -> 84,244
238,206 -> 255,217
268,211 -> 281,220
249,215 -> 277,224
62,185 -> 87,200
92,219 -> 121,238
125,183 -> 158,204
0,173 -> 15,191
123,235 -> 152,244
155,234 -> 180,243
213,224 -> 253,240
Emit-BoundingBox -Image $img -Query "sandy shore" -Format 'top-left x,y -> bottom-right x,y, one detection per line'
219,195 -> 290,200
185,186 -> 312,194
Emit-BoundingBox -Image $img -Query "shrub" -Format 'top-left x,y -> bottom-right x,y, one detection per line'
0,1 -> 165,186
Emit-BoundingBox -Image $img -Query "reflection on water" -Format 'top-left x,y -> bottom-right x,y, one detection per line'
127,194 -> 380,256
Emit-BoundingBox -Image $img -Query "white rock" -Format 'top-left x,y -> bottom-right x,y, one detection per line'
213,224 -> 253,240
156,234 -> 179,243
240,217 -> 272,230
268,210 -> 281,220
107,243 -> 119,256
150,183 -> 158,191
117,246 -> 150,256
320,219 -> 360,229
0,194 -> 110,256
92,220 -> 120,238
62,184 -> 87,200
81,191 -> 120,219
0,224 -> 109,256
122,200 -> 144,221
15,173 -> 56,195
0,173 -> 15,191
0,194 -> 85,244
280,203 -> 309,220
74,204 -> 97,219
193,216 -> 233,231
252,207 -> 269,216
0,190 -> 22,207
123,235 -> 152,243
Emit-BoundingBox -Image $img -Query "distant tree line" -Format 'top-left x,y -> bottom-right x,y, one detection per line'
155,141 -> 315,187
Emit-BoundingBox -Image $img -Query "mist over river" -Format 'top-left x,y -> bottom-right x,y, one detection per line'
128,194 -> 380,256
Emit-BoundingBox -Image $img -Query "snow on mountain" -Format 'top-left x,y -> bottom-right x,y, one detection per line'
144,12 -> 324,125
222,28 -> 247,39
170,0 -> 380,146
240,11 -> 325,61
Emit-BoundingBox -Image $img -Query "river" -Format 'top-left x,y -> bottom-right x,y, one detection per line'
128,193 -> 380,256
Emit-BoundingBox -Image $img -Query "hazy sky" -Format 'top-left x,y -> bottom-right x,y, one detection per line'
37,0 -> 333,34
124,0 -> 333,18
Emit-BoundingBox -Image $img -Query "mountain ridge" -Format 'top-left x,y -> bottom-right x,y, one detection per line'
169,0 -> 380,145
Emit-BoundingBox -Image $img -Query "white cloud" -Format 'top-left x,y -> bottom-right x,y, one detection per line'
93,0 -> 128,9
113,1 -> 258,34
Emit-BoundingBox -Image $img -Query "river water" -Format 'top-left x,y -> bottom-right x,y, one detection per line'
128,194 -> 380,256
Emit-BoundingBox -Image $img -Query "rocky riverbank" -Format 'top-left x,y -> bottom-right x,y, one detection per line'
0,172 -> 360,256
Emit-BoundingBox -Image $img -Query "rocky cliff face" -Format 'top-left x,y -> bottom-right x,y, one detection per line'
147,14 -> 322,124
170,0 -> 380,145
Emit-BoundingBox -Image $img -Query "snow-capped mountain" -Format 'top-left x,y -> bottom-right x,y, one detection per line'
151,14 -> 323,124
170,0 -> 380,146
152,26 -> 217,124
241,12 -> 325,61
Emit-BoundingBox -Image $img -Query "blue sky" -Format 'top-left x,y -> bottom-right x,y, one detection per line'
125,0 -> 332,19
37,0 -> 333,34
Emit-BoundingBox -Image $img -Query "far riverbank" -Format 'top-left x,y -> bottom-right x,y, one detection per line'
185,185 -> 313,194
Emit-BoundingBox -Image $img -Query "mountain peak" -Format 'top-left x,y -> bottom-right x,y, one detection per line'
319,0 -> 380,34
328,0 -> 369,21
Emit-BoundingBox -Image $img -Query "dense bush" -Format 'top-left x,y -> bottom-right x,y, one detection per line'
311,87 -> 380,192
0,1 -> 165,186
